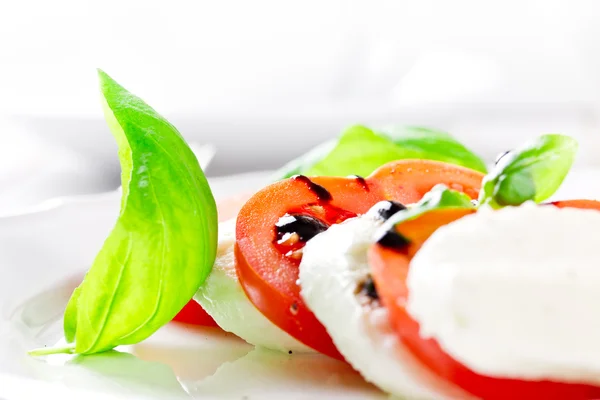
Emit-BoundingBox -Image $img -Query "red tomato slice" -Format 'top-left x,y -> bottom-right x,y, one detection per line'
370,159 -> 483,203
369,205 -> 600,400
549,199 -> 600,211
235,176 -> 383,359
173,192 -> 253,327
172,300 -> 219,326
235,161 -> 485,358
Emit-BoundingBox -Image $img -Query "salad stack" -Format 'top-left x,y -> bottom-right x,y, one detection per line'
30,71 -> 600,400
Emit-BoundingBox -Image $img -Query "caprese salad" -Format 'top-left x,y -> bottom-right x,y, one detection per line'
30,70 -> 600,400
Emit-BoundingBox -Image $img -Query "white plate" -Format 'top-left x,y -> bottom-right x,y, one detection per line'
0,171 -> 386,400
1,168 -> 600,400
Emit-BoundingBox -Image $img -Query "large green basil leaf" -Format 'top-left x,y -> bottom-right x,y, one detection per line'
30,70 -> 218,356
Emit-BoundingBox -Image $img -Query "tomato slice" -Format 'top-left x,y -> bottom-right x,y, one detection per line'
549,199 -> 600,211
173,192 -> 253,327
172,300 -> 219,326
370,159 -> 483,203
235,175 -> 383,358
235,160 -> 485,358
369,205 -> 600,400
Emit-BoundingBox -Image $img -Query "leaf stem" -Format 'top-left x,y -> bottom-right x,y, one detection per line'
28,343 -> 76,357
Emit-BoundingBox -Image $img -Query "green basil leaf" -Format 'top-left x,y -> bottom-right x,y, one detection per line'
63,286 -> 81,344
274,125 -> 486,180
30,70 -> 218,356
382,126 -> 488,173
478,134 -> 578,208
304,125 -> 424,177
382,184 -> 475,229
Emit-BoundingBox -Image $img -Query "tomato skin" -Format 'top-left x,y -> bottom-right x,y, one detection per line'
370,159 -> 483,203
369,205 -> 600,400
235,160 -> 485,358
549,199 -> 600,211
235,176 -> 384,359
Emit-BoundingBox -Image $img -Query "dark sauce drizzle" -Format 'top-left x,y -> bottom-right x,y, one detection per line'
375,228 -> 411,251
357,275 -> 379,300
291,175 -> 332,201
348,175 -> 370,192
369,200 -> 407,221
276,214 -> 329,242
495,150 -> 511,165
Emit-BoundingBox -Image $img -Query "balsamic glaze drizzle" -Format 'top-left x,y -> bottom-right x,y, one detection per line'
375,228 -> 411,251
357,275 -> 379,300
276,214 -> 329,242
348,175 -> 370,191
291,175 -> 332,201
368,200 -> 407,221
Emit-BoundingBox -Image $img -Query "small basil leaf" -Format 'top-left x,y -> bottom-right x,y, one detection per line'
382,184 -> 475,229
381,126 -> 488,173
478,134 -> 577,208
493,171 -> 536,206
30,70 -> 218,356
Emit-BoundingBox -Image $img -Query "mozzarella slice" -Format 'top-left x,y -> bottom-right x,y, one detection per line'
407,202 -> 600,385
299,216 -> 475,400
194,218 -> 313,353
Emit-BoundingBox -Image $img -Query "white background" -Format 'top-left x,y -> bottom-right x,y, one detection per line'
4,0 -> 600,115
2,0 -> 600,209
